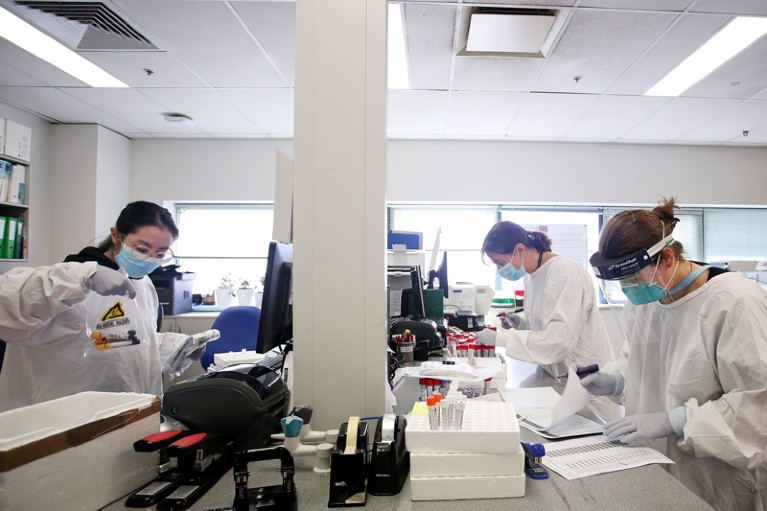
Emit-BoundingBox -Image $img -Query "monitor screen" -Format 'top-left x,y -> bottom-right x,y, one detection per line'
256,241 -> 293,354
409,265 -> 426,319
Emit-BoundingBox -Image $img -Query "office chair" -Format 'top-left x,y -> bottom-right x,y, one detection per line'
200,305 -> 261,370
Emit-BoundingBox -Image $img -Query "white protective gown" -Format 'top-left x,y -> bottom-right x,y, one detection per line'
607,271 -> 767,511
0,261 -> 188,412
498,255 -> 615,378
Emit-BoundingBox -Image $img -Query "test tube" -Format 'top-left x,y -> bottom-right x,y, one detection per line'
427,396 -> 438,430
419,378 -> 428,401
484,377 -> 492,395
432,393 -> 442,428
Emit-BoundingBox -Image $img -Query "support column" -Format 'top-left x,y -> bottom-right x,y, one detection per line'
292,0 -> 388,430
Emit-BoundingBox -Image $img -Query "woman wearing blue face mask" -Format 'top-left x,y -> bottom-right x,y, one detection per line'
0,201 -> 203,412
477,221 -> 615,384
583,197 -> 767,511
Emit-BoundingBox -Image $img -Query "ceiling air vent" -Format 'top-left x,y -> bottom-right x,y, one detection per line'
12,1 -> 157,51
459,7 -> 565,58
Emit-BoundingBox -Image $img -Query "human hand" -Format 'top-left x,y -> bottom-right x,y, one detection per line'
87,265 -> 136,298
604,406 -> 687,443
475,328 -> 498,346
579,370 -> 624,396
499,313 -> 521,330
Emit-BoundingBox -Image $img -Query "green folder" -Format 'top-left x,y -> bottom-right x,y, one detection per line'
3,216 -> 17,259
0,216 -> 5,257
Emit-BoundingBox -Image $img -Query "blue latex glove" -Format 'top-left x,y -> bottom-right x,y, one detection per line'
579,370 -> 624,396
604,406 -> 687,443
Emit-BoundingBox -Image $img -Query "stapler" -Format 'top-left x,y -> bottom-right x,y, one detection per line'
125,429 -> 193,508
367,415 -> 409,496
201,446 -> 297,511
328,417 -> 369,508
521,441 -> 549,479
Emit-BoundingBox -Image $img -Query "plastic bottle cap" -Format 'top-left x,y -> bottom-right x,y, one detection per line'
433,393 -> 442,403
426,396 -> 436,406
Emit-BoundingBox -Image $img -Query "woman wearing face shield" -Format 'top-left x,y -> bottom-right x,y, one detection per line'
583,197 -> 767,511
477,221 -> 616,387
0,201 -> 204,412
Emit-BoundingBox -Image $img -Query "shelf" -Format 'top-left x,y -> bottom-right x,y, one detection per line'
0,259 -> 28,262
0,201 -> 29,209
0,153 -> 30,166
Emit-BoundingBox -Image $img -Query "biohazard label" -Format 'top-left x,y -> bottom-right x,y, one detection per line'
101,302 -> 126,321
96,302 -> 131,330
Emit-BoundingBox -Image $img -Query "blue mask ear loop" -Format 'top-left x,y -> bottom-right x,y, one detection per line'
667,263 -> 713,300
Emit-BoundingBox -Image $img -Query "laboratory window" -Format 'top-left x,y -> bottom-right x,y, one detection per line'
172,203 -> 274,296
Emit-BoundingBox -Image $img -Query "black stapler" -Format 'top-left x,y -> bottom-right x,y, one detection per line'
368,415 -> 409,496
328,417 -> 369,508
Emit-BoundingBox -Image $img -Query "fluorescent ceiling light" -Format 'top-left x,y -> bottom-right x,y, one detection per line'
388,3 -> 410,90
0,6 -> 128,88
467,13 -> 555,54
645,16 -> 767,97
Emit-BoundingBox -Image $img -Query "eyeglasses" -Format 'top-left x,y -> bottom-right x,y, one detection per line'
120,234 -> 175,264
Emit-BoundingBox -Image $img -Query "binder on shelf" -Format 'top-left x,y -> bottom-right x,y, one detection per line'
3,216 -> 17,259
0,160 -> 11,202
14,216 -> 24,259
0,216 -> 6,256
4,120 -> 32,161
8,165 -> 25,204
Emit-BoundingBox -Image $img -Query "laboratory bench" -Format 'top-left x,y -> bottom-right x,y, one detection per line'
101,358 -> 713,511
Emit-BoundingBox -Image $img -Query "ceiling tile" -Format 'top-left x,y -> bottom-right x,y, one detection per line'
387,90 -> 449,136
678,100 -> 767,143
608,13 -> 730,96
0,59 -> 48,87
580,0 -> 692,10
218,88 -> 295,135
403,4 -> 458,90
446,91 -> 525,136
137,88 -> 263,134
505,92 -> 599,138
452,56 -> 543,92
230,2 -> 297,86
62,87 -> 177,132
691,0 -> 767,16
0,39 -> 85,87
622,97 -> 742,141
80,50 -> 209,88
566,95 -> 671,139
533,9 -> 678,94
111,0 -> 288,87
683,37 -> 767,99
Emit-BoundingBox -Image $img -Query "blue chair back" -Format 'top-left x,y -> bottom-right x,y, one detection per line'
201,306 -> 261,369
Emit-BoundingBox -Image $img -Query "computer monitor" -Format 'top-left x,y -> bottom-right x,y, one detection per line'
409,265 -> 427,319
427,251 -> 449,299
256,241 -> 293,354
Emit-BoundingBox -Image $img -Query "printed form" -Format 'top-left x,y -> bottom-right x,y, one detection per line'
542,436 -> 673,480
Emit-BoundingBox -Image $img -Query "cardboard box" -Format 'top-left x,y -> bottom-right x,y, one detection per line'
3,120 -> 32,161
0,392 -> 160,510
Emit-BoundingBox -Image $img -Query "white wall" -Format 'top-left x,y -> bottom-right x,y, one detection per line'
0,102 -> 51,269
132,138 -> 767,207
48,125 -> 131,263
131,139 -> 294,204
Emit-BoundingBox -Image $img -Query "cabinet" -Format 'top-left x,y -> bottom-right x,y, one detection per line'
0,119 -> 31,263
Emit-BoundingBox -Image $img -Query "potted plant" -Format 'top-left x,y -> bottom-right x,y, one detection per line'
214,274 -> 236,308
236,277 -> 255,306
255,275 -> 266,307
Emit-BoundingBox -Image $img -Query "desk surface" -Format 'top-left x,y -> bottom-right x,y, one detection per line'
102,358 -> 712,511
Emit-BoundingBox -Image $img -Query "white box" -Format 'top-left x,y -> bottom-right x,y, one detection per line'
406,401 -> 520,454
4,120 -> 32,161
410,473 -> 525,500
0,392 -> 160,510
410,451 -> 524,477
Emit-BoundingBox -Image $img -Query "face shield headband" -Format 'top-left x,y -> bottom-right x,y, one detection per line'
590,233 -> 674,281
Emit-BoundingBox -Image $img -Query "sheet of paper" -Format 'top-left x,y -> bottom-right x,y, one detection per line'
549,366 -> 591,428
400,362 -> 502,383
516,409 -> 603,439
541,435 -> 674,480
499,387 -> 561,409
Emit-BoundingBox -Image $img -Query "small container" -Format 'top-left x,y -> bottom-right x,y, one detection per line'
397,340 -> 415,366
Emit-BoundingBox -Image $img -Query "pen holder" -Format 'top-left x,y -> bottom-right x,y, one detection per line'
396,341 -> 415,366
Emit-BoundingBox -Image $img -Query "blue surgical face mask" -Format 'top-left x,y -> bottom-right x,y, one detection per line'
115,248 -> 159,279
621,282 -> 668,305
498,253 -> 526,281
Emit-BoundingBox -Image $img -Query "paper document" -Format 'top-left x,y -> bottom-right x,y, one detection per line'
549,366 -> 591,427
400,361 -> 502,383
542,435 -> 674,480
516,409 -> 603,439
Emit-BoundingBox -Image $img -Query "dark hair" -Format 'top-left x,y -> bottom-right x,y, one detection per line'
481,221 -> 552,263
98,201 -> 179,251
598,196 -> 684,260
